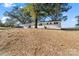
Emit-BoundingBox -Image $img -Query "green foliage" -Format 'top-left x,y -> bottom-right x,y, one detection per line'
0,20 -> 3,27
22,3 -> 50,28
4,18 -> 16,27
42,3 -> 71,21
4,6 -> 32,24
75,16 -> 79,26
3,3 -> 71,28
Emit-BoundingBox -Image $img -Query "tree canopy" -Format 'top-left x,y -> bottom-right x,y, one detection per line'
75,16 -> 79,26
4,6 -> 32,25
3,3 -> 71,28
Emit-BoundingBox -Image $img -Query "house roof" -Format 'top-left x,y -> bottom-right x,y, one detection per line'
52,20 -> 61,21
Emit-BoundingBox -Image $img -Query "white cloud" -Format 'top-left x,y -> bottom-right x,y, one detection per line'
3,3 -> 16,7
72,19 -> 76,22
20,6 -> 24,9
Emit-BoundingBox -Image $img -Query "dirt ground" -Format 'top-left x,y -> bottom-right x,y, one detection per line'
0,28 -> 79,56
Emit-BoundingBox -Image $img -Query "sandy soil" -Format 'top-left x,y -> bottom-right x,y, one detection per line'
0,28 -> 79,56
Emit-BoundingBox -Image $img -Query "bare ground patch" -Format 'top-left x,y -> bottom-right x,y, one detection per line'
0,28 -> 79,56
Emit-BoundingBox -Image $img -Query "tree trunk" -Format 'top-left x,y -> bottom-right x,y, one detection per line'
35,18 -> 38,28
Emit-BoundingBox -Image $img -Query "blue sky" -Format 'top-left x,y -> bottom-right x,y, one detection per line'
0,3 -> 26,22
0,3 -> 79,28
62,3 -> 79,28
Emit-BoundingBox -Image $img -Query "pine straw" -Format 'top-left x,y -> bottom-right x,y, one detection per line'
0,28 -> 79,56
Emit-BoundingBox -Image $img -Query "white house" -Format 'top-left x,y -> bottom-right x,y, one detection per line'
17,20 -> 61,29
38,20 -> 61,29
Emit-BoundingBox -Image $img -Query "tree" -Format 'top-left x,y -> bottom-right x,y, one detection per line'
4,6 -> 32,27
22,4 -> 48,28
4,18 -> 17,27
42,3 -> 71,21
4,3 -> 71,28
75,16 -> 79,26
0,20 -> 3,27
22,3 -> 71,28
